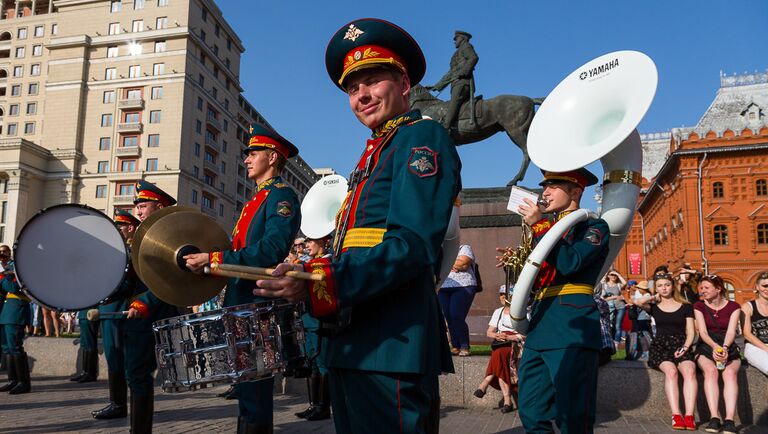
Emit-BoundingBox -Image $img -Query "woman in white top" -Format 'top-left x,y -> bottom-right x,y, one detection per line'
438,244 -> 478,356
473,285 -> 524,414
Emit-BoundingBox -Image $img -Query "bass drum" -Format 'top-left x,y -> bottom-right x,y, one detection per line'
13,204 -> 129,311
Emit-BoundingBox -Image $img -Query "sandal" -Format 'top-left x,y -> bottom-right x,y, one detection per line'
450,348 -> 460,356
473,389 -> 485,399
458,349 -> 471,357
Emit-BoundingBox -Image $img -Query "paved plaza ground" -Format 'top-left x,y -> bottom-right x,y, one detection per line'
0,374 -> 764,433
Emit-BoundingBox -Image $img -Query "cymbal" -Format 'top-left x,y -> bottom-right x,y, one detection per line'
136,209 -> 230,306
131,206 -> 190,277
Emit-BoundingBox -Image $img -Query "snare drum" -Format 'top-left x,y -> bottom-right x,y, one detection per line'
153,300 -> 306,392
13,204 -> 129,311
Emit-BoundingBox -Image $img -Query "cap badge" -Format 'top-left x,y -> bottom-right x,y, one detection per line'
343,24 -> 364,42
353,50 -> 363,61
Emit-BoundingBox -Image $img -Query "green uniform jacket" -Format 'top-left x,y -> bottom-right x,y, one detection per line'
0,268 -> 31,326
525,214 -> 610,351
210,176 -> 301,307
304,110 -> 461,376
122,276 -> 179,332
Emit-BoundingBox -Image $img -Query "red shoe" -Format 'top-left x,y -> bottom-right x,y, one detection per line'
684,415 -> 696,431
672,414 -> 685,430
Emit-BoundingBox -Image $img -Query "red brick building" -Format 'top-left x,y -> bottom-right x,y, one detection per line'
614,71 -> 768,304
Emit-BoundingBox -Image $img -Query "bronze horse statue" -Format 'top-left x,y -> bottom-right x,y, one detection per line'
409,84 -> 542,185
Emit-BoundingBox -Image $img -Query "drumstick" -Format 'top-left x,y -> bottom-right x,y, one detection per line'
204,263 -> 324,282
86,309 -> 129,321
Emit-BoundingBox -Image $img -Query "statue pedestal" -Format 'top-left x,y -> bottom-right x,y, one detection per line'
457,186 -> 526,344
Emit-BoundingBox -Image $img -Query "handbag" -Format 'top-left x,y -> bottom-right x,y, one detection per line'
491,339 -> 512,351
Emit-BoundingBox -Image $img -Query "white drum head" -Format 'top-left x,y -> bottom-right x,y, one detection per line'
14,205 -> 128,311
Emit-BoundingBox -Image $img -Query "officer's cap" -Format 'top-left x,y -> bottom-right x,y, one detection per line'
244,123 -> 298,159
114,209 -> 140,226
134,179 -> 176,206
325,18 -> 426,90
538,168 -> 598,189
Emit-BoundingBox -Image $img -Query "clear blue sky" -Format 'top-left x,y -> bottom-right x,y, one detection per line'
218,1 -> 767,210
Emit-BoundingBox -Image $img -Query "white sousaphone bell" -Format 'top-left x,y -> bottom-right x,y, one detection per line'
507,50 -> 658,333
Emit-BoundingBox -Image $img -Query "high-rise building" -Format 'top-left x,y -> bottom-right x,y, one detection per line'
0,0 -> 317,245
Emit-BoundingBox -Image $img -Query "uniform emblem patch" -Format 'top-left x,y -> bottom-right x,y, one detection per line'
585,228 -> 603,245
343,24 -> 364,42
408,147 -> 438,178
276,201 -> 293,217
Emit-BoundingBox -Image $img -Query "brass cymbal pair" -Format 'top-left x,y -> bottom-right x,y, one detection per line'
131,207 -> 229,307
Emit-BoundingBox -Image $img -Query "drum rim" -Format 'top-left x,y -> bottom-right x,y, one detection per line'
12,203 -> 129,312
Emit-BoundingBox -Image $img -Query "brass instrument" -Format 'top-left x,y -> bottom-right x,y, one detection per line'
499,222 -> 533,305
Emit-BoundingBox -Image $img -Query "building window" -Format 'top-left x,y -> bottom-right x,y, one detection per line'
213,67 -> 218,79
713,224 -> 728,246
103,90 -> 115,103
197,97 -> 203,111
96,185 -> 107,198
757,179 -> 768,197
118,183 -> 135,196
156,17 -> 167,29
146,158 -> 158,171
30,64 -> 40,76
99,137 -> 111,150
105,67 -> 117,80
101,114 -> 113,127
120,159 -> 137,172
17,28 -> 27,39
203,171 -> 215,187
194,142 -> 200,156
125,88 -> 142,99
201,7 -> 207,21
149,110 -> 161,123
154,41 -> 166,53
758,223 -> 768,245
108,23 -> 120,35
151,86 -> 163,99
191,189 -> 198,204
204,150 -> 215,163
712,181 -> 724,199
213,45 -> 218,56
107,46 -> 118,58
200,30 -> 206,42
8,104 -> 19,116
124,112 -> 140,123
214,24 -> 220,37
212,87 -> 217,99
15,47 -> 24,58
198,74 -> 204,86
152,63 -> 164,75
52,24 -> 58,35
6,123 -> 16,135
28,83 -> 38,95
202,194 -> 213,209
158,0 -> 168,6
128,65 -> 140,78
222,141 -> 227,153
34,26 -> 44,37
219,203 -> 224,216
132,20 -> 144,33
221,161 -> 226,173
110,0 -> 122,13
148,134 -> 160,147
134,0 -> 145,10
122,135 -> 138,147
97,161 -> 109,173
227,38 -> 232,51
10,85 -> 20,96
195,120 -> 202,134
193,165 -> 199,177
26,102 -> 36,115
12,66 -> 22,77
32,45 -> 42,56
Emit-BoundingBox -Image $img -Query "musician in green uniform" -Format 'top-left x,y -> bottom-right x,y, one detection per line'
124,181 -> 180,433
184,124 -> 301,434
91,209 -> 140,420
256,18 -> 461,434
70,308 -> 99,383
0,245 -> 32,394
515,168 -> 609,434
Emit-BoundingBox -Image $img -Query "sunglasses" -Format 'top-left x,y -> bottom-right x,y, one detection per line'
654,273 -> 673,280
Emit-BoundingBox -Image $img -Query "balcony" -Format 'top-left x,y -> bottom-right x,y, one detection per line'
113,194 -> 135,205
204,160 -> 218,173
115,146 -> 141,157
119,98 -> 145,110
117,122 -> 143,133
206,114 -> 221,131
205,137 -> 219,151
201,206 -> 217,218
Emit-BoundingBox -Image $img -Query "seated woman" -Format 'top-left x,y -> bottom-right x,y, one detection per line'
694,274 -> 741,434
636,273 -> 697,431
473,285 -> 524,413
742,271 -> 768,376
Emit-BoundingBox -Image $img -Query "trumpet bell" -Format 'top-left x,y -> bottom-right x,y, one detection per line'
301,174 -> 348,239
528,51 -> 658,172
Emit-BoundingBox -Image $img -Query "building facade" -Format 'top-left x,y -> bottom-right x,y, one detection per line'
0,0 -> 317,245
614,71 -> 768,304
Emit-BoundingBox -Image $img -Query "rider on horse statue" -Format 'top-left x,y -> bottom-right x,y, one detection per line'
426,30 -> 479,136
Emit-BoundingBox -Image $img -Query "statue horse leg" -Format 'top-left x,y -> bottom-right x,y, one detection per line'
505,129 -> 530,186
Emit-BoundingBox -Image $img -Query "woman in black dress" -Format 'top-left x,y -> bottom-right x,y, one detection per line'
636,273 -> 697,431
